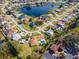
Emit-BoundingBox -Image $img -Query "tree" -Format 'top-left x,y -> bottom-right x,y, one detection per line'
0,40 -> 32,59
64,35 -> 79,46
29,18 -> 33,22
35,21 -> 43,26
8,42 -> 18,57
64,34 -> 79,54
35,3 -> 39,7
40,2 -> 43,6
0,42 -> 17,59
5,36 -> 12,42
29,52 -> 43,59
18,20 -> 23,24
26,55 -> 32,59
11,41 -> 32,59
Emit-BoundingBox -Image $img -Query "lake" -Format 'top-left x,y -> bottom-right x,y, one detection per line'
19,3 -> 59,17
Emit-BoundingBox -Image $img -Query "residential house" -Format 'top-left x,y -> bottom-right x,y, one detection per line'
45,30 -> 54,36
20,32 -> 27,36
20,39 -> 26,44
30,34 -> 46,46
50,44 -> 60,52
0,16 -> 7,26
0,16 -> 18,37
23,17 -> 29,24
12,33 -> 21,41
2,23 -> 18,37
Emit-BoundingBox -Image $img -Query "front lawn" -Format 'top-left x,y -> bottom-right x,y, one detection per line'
23,24 -> 36,31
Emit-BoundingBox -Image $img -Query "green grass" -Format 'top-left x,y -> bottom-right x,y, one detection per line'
23,24 -> 36,31
71,27 -> 79,33
31,46 -> 37,51
32,32 -> 40,36
70,19 -> 79,34
23,24 -> 30,30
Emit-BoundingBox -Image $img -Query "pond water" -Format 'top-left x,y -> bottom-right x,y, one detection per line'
19,3 -> 59,17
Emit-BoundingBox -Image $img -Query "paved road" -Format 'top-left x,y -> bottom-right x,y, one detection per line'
59,3 -> 79,18
3,2 -> 79,35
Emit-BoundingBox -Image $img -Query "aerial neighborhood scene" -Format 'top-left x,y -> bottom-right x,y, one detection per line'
0,0 -> 79,59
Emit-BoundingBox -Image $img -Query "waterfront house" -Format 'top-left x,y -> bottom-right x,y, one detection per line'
41,16 -> 48,21
18,15 -> 25,20
23,17 -> 29,24
29,22 -> 36,27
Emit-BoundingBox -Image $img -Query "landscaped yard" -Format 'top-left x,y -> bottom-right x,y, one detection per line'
70,20 -> 79,34
71,27 -> 79,33
23,24 -> 36,31
69,18 -> 79,34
